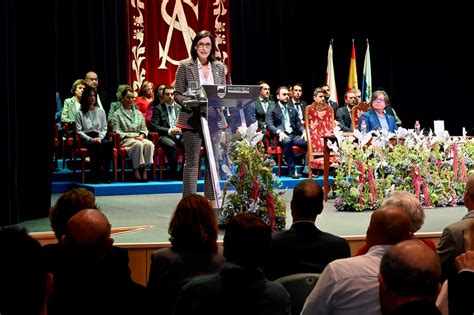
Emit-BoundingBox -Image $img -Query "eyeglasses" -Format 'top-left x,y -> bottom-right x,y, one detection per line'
197,42 -> 212,48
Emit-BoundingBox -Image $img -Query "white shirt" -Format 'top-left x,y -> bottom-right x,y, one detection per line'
302,245 -> 391,315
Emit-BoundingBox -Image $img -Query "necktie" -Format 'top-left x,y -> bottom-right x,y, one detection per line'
261,99 -> 268,112
283,105 -> 292,134
295,102 -> 303,119
168,105 -> 175,128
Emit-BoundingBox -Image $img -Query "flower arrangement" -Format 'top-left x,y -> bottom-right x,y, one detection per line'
329,127 -> 474,211
221,123 -> 286,231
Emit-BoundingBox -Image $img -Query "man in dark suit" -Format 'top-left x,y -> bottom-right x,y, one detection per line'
264,180 -> 350,280
335,90 -> 357,132
321,84 -> 338,111
85,71 -> 108,114
149,85 -> 184,180
287,83 -> 307,125
265,86 -> 307,178
437,174 -> 474,315
246,81 -> 275,135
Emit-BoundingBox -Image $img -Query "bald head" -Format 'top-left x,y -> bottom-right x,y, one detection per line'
380,239 -> 440,298
64,209 -> 112,250
366,205 -> 411,247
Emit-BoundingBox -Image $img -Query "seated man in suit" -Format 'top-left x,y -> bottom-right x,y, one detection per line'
265,180 -> 350,280
149,85 -> 184,180
288,83 -> 307,125
335,90 -> 357,132
266,86 -> 307,178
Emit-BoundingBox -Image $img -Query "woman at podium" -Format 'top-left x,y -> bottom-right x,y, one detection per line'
174,30 -> 227,208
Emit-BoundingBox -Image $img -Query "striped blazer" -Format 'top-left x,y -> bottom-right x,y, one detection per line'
174,59 -> 227,131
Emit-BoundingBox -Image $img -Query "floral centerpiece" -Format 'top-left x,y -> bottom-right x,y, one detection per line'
328,127 -> 474,211
221,123 -> 286,231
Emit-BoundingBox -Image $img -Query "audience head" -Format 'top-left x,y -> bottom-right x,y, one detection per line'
63,208 -> 113,260
223,213 -> 272,269
313,87 -> 326,104
49,188 -> 98,241
115,84 -> 130,101
162,85 -> 175,105
139,80 -> 154,98
291,179 -> 324,221
378,239 -> 441,314
370,90 -> 390,109
366,205 -> 411,248
70,79 -> 87,96
276,86 -> 289,104
0,226 -> 50,315
382,190 -> 425,234
464,174 -> 474,211
190,30 -> 216,61
79,84 -> 98,113
84,71 -> 99,89
169,194 -> 218,254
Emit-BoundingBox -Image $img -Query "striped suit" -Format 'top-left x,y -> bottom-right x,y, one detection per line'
174,59 -> 227,200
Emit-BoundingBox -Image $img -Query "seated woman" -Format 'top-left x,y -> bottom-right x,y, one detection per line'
358,90 -> 398,133
135,80 -> 154,124
76,85 -> 114,183
112,86 -> 154,182
147,194 -> 225,315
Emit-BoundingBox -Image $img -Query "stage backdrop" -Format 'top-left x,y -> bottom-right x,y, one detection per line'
126,0 -> 231,92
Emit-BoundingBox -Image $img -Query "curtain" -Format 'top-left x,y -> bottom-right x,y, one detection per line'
125,0 -> 231,90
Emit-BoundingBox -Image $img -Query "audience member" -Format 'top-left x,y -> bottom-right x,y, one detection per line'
48,209 -> 148,315
266,86 -> 307,178
61,79 -> 86,126
173,30 -> 226,206
174,213 -> 291,315
112,86 -> 154,182
321,84 -> 338,111
251,81 -> 275,135
301,205 -> 412,315
108,84 -> 134,126
355,190 -> 435,255
0,226 -> 51,315
265,180 -> 350,280
335,89 -> 357,132
358,90 -> 398,133
451,250 -> 474,315
147,83 -> 166,125
43,188 -> 99,270
147,194 -> 224,315
84,71 -> 106,112
288,83 -> 307,125
437,174 -> 474,315
149,85 -> 184,180
354,88 -> 362,105
76,85 -> 114,183
379,239 -> 441,315
135,80 -> 154,122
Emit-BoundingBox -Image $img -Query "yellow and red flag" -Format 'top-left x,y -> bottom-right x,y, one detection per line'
347,40 -> 358,92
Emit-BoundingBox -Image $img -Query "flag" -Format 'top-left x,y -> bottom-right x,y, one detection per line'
347,39 -> 358,92
361,40 -> 372,102
326,40 -> 338,104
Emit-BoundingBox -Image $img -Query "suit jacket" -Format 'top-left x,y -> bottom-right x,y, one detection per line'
328,99 -> 338,112
173,263 -> 291,315
147,247 -> 225,315
149,102 -> 181,136
358,109 -> 398,132
288,99 -> 307,124
437,211 -> 474,280
247,98 -> 275,132
266,102 -> 305,136
264,221 -> 351,280
437,211 -> 474,315
174,59 -> 226,131
335,106 -> 353,131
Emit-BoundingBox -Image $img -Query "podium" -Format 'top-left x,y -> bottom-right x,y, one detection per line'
189,84 -> 261,207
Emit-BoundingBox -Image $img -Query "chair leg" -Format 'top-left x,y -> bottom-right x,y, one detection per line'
277,153 -> 282,177
121,157 -> 125,182
113,154 -> 117,182
81,156 -> 86,183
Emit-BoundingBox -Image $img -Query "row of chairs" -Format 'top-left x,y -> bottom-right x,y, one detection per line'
54,123 -> 198,183
265,102 -> 371,179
